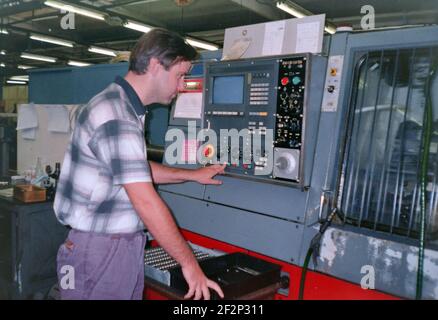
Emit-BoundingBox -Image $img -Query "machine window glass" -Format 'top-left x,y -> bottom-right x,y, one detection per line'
338,47 -> 438,239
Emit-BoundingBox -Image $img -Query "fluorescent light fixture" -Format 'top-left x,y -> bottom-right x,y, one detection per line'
21,53 -> 57,63
324,25 -> 336,34
32,15 -> 59,22
10,76 -> 29,81
0,63 -> 5,68
0,50 -> 5,55
30,34 -> 74,47
186,38 -> 219,51
276,1 -> 336,34
44,0 -> 105,21
18,65 -> 35,70
0,28 -> 8,35
124,20 -> 152,33
88,46 -> 117,57
7,80 -> 27,85
68,60 -> 91,67
276,1 -> 306,18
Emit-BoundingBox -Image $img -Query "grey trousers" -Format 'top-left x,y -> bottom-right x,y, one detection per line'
56,229 -> 146,300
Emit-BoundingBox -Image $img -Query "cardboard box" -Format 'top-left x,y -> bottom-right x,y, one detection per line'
13,185 -> 46,203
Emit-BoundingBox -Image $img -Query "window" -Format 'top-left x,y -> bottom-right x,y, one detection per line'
338,47 -> 438,239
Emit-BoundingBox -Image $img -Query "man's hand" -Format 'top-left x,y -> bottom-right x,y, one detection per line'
182,262 -> 224,300
191,163 -> 226,185
124,182 -> 223,300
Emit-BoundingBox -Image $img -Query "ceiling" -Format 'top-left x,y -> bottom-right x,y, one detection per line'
1,0 -> 438,82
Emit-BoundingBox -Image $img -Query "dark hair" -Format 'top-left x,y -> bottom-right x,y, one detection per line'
129,28 -> 198,74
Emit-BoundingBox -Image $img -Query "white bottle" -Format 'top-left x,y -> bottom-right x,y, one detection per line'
24,170 -> 31,183
35,157 -> 44,178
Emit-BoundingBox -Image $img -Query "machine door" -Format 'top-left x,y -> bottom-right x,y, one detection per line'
337,46 -> 438,239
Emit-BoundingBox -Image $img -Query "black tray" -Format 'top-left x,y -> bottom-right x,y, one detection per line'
169,252 -> 281,299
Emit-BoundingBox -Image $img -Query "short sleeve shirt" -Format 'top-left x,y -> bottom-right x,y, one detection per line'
53,76 -> 151,233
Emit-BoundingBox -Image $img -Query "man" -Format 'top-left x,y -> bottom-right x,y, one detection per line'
54,28 -> 225,300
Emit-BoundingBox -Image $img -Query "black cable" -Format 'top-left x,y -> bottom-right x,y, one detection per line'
298,209 -> 338,300
416,59 -> 437,300
299,247 -> 313,300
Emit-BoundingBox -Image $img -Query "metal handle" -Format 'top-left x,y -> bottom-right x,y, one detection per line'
318,190 -> 332,222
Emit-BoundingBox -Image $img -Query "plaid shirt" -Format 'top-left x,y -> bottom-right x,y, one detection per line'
54,77 -> 151,234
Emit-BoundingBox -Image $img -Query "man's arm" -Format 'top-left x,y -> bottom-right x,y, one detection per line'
124,181 -> 224,300
148,161 -> 226,185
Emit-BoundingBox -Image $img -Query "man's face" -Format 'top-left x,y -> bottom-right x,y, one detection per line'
155,60 -> 192,105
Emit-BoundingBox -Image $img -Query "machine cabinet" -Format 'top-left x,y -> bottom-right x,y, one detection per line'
0,196 -> 68,299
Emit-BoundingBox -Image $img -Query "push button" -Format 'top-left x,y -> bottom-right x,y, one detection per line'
203,144 -> 215,158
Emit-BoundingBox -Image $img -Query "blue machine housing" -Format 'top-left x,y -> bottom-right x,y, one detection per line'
159,25 -> 438,299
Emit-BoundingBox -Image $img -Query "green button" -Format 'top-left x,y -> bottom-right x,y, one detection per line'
292,76 -> 301,85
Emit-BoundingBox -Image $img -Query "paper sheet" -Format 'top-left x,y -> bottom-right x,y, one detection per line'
262,21 -> 285,56
0,188 -> 13,198
45,105 -> 71,133
222,38 -> 251,60
296,21 -> 321,53
17,103 -> 38,130
21,128 -> 37,140
173,92 -> 203,119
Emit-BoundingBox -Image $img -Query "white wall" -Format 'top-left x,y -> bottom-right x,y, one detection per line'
17,104 -> 81,174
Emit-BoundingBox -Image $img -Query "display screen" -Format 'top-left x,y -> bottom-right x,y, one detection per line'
212,75 -> 245,104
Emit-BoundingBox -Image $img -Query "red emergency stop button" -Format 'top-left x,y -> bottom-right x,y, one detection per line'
203,144 -> 215,158
281,77 -> 289,86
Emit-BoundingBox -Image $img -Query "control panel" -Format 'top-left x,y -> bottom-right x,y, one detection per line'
275,58 -> 306,150
202,54 -> 326,186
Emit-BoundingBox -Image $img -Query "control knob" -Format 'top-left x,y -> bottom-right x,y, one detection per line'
275,152 -> 297,174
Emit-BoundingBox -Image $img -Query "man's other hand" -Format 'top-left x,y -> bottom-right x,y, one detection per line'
182,262 -> 224,300
192,163 -> 226,185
